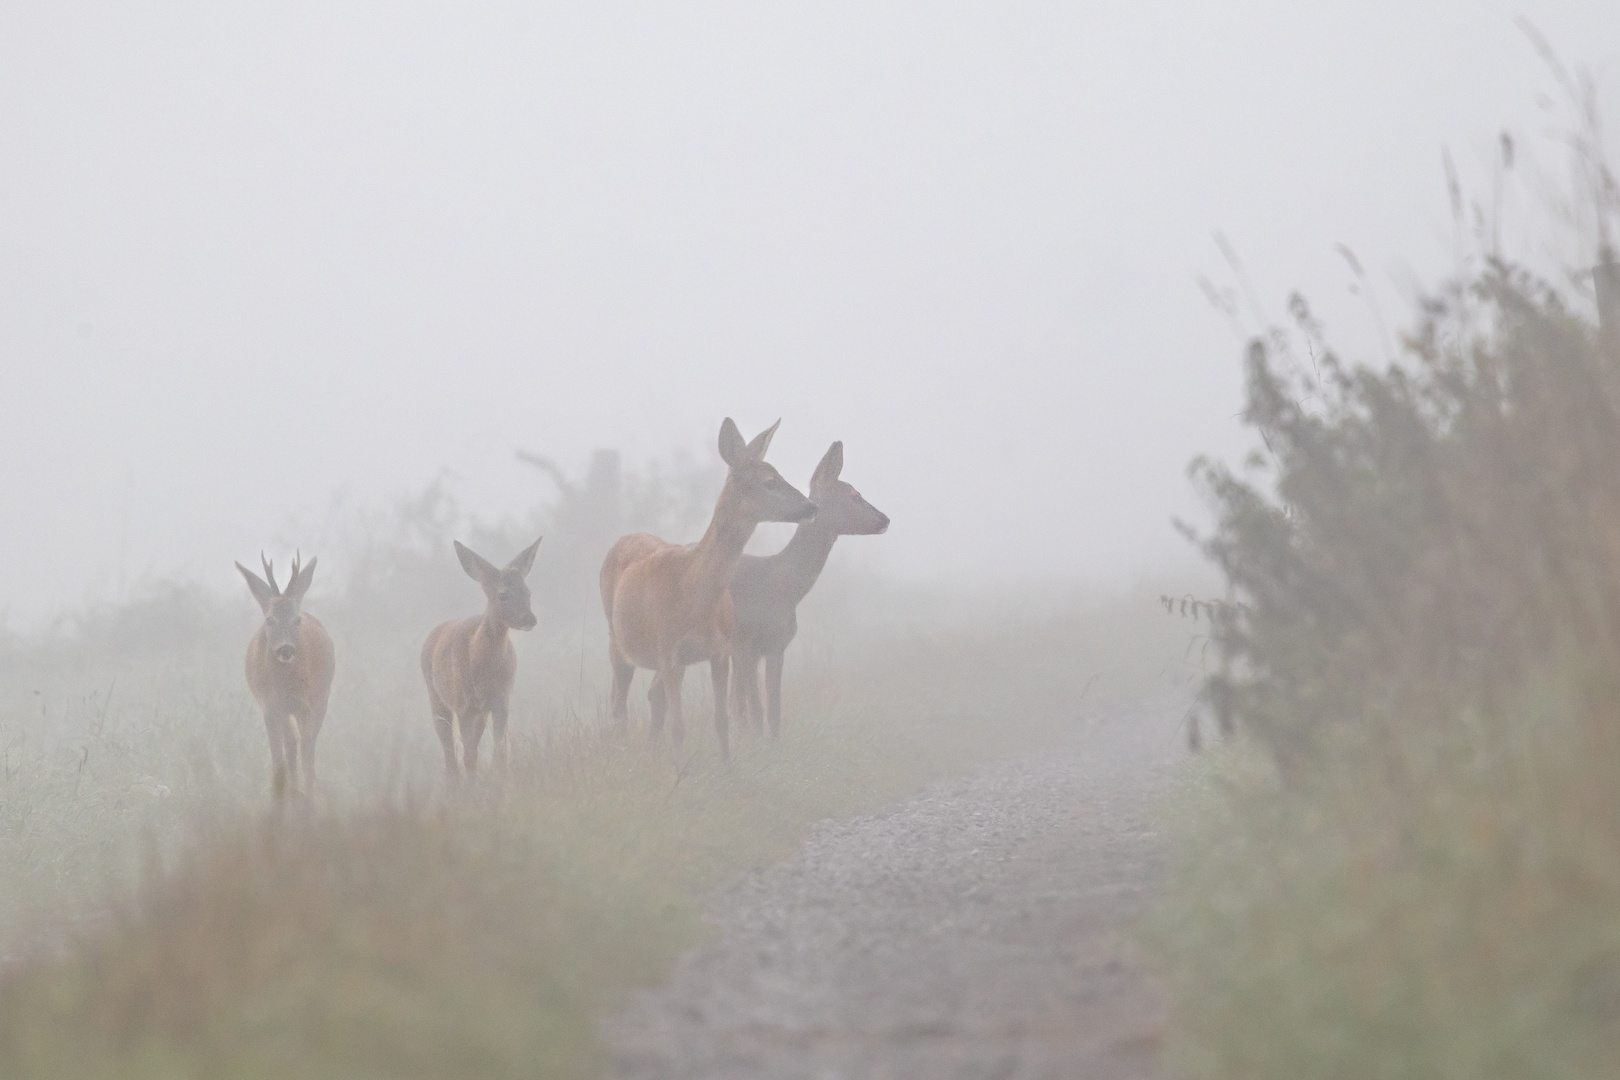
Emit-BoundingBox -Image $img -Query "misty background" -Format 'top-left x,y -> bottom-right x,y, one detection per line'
2,1 -> 1616,628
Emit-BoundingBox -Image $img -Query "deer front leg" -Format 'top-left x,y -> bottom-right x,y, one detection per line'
296,701 -> 326,796
462,711 -> 488,775
726,652 -> 748,731
736,649 -> 764,733
491,700 -> 510,771
263,710 -> 293,799
765,650 -> 785,739
709,654 -> 731,762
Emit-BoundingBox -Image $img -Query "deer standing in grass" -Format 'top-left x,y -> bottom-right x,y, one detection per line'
237,553 -> 335,799
600,418 -> 816,760
729,441 -> 889,737
421,538 -> 541,778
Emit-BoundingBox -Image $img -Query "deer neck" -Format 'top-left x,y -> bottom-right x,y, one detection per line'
686,485 -> 756,610
477,603 -> 511,650
765,518 -> 839,608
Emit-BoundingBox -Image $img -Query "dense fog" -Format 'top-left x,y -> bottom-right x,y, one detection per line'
3,2 -> 1614,626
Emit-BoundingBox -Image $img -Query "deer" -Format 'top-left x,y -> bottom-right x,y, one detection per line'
421,537 -> 542,778
600,417 -> 816,761
237,552 -> 335,800
728,441 -> 889,737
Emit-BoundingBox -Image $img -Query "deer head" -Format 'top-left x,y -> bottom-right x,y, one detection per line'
806,441 -> 889,535
236,552 -> 317,663
456,537 -> 542,631
717,418 -> 817,526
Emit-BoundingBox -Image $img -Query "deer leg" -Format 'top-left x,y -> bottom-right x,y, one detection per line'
709,655 -> 731,762
661,664 -> 687,750
491,701 -> 510,771
726,652 -> 747,731
609,642 -> 635,732
297,701 -> 326,796
647,674 -> 666,738
286,719 -> 304,796
765,651 -> 785,739
726,649 -> 755,733
264,711 -> 292,799
429,688 -> 459,778
462,711 -> 487,775
741,652 -> 765,733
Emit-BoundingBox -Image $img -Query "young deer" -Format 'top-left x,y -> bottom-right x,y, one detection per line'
421,538 -> 541,778
600,418 -> 815,760
237,553 -> 335,799
728,441 -> 889,737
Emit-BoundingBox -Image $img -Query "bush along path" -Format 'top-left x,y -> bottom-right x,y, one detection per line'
604,692 -> 1187,1080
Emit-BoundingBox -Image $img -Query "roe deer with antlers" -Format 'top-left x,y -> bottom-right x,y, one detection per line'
729,441 -> 889,737
237,553 -> 335,799
421,537 -> 541,778
600,418 -> 815,760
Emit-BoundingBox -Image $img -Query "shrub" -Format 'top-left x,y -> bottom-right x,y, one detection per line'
1158,262 -> 1620,1078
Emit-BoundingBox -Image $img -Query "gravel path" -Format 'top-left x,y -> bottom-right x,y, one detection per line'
604,695 -> 1188,1080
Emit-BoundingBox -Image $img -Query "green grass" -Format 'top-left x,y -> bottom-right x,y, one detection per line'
1152,669 -> 1620,1080
0,586 -> 1187,1078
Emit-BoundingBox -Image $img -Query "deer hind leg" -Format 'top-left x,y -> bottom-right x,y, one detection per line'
461,711 -> 488,775
647,674 -> 666,739
709,655 -> 731,762
659,664 -> 687,750
765,651 -> 785,739
609,642 -> 635,732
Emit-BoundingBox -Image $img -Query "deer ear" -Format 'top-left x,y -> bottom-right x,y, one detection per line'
811,441 -> 844,488
285,556 -> 318,601
746,418 -> 781,460
455,541 -> 499,589
236,562 -> 277,610
507,536 -> 542,578
718,417 -> 747,468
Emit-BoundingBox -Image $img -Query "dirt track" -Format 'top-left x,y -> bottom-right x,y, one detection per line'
605,694 -> 1187,1080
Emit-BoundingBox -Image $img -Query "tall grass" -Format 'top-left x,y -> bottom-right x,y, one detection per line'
1154,251 -> 1620,1077
0,576 -> 1187,1078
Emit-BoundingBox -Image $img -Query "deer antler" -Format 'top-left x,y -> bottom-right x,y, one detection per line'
289,549 -> 303,587
260,551 -> 280,596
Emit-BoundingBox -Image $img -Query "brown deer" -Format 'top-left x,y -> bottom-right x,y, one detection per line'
421,537 -> 541,778
600,418 -> 815,760
729,441 -> 889,737
237,552 -> 335,799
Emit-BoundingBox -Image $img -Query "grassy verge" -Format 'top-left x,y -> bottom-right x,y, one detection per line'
0,588 -> 1187,1078
1153,668 -> 1620,1080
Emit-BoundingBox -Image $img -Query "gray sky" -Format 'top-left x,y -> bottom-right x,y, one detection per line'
2,1 -> 1615,625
